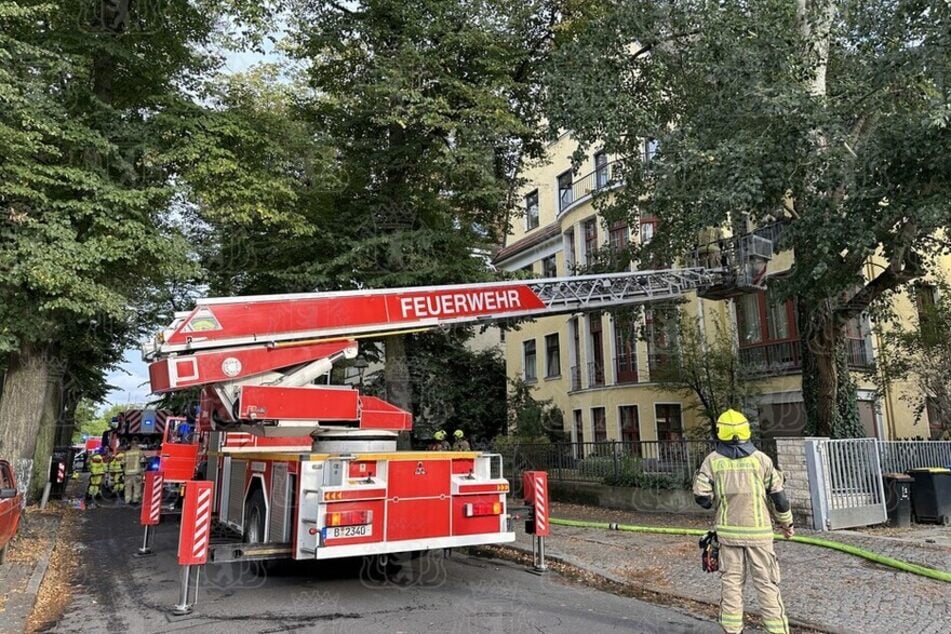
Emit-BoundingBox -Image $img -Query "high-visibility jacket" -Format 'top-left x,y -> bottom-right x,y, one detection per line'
89,459 -> 106,479
693,448 -> 793,545
123,449 -> 143,475
108,456 -> 124,475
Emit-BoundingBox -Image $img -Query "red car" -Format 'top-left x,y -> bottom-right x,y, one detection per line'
0,459 -> 23,564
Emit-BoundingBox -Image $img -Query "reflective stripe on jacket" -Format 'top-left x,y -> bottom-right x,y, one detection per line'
123,450 -> 142,475
693,450 -> 792,545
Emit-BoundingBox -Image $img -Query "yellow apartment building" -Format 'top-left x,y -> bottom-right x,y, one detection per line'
494,132 -> 944,443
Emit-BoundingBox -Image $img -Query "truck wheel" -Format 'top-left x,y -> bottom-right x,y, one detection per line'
243,490 -> 267,545
0,546 -> 5,565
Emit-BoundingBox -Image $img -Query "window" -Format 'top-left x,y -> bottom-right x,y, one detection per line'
542,254 -> 557,278
569,317 -> 581,390
558,171 -> 574,211
589,314 -> 605,386
736,291 -> 801,371
737,293 -> 764,344
564,230 -> 576,272
766,289 -> 791,340
594,151 -> 609,188
609,221 -> 629,253
644,138 -> 659,165
545,333 -> 560,378
619,405 -> 640,451
639,217 -> 656,245
583,218 -> 598,262
523,339 -> 537,382
646,306 -> 679,378
614,312 -> 638,383
916,284 -> 938,342
592,407 -> 607,442
525,190 -> 539,230
574,409 -> 585,446
655,403 -> 683,441
609,221 -> 630,272
0,463 -> 11,488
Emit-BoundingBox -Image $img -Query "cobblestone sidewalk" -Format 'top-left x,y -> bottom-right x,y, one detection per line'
514,503 -> 951,634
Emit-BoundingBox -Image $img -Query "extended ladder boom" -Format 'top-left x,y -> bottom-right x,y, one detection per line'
146,268 -> 724,357
144,268 -> 726,436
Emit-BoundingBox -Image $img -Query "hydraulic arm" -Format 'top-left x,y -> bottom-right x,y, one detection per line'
144,268 -> 733,436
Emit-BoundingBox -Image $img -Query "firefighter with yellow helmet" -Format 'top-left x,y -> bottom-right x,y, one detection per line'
693,409 -> 794,634
430,430 -> 450,451
451,429 -> 470,451
87,453 -> 106,500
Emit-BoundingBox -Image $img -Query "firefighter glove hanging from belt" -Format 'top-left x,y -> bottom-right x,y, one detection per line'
699,530 -> 720,572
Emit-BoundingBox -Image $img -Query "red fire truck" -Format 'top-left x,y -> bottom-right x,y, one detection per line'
143,263 -> 763,565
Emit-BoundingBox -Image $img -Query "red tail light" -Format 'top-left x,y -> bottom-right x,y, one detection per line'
463,501 -> 502,518
326,510 -> 372,527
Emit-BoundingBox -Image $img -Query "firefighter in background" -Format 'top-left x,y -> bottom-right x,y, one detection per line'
430,430 -> 450,451
693,409 -> 794,634
108,449 -> 125,497
87,454 -> 106,500
451,429 -> 470,451
123,443 -> 143,504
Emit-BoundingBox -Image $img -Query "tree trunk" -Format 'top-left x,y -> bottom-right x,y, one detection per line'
30,370 -> 64,499
811,306 -> 839,437
0,344 -> 53,495
55,390 -> 80,448
384,335 -> 413,449
799,300 -> 862,438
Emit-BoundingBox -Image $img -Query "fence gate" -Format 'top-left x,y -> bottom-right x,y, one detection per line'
805,438 -> 887,530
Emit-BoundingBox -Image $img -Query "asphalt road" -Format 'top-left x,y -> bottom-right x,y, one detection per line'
49,505 -> 720,633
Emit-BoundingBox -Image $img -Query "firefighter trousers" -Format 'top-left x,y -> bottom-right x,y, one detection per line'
124,473 -> 143,504
719,543 -> 789,634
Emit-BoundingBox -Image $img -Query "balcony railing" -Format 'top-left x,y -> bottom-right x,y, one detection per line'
614,358 -> 638,384
739,337 -> 873,374
587,360 -> 605,387
739,339 -> 801,374
558,161 -> 619,214
846,336 -> 874,368
569,365 -> 582,391
648,352 -> 680,380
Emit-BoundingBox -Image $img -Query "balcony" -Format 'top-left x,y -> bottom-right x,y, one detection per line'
587,361 -> 605,387
558,161 -> 620,216
738,337 -> 874,375
614,358 -> 638,384
648,353 -> 680,381
569,365 -> 582,391
739,340 -> 801,375
846,336 -> 874,368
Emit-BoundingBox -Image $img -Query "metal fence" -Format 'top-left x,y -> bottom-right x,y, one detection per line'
497,439 -> 779,494
878,440 -> 951,473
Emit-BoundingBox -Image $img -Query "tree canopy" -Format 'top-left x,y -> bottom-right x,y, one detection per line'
545,0 -> 950,436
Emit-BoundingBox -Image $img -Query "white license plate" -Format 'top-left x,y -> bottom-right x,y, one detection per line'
329,524 -> 372,539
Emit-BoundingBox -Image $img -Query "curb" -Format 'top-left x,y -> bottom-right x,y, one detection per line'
501,538 -> 839,634
0,515 -> 62,634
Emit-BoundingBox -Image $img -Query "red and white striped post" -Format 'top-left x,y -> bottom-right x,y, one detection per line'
135,471 -> 164,557
522,471 -> 550,573
172,480 -> 214,615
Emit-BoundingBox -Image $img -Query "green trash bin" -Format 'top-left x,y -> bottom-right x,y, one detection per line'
907,468 -> 951,526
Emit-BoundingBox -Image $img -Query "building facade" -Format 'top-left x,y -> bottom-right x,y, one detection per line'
494,132 -> 943,442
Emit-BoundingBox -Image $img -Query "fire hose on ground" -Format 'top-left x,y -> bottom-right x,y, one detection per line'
549,517 -> 951,584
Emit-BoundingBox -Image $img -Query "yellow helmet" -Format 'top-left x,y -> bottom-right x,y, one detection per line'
434,430 -> 447,441
453,429 -> 465,439
716,409 -> 751,442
